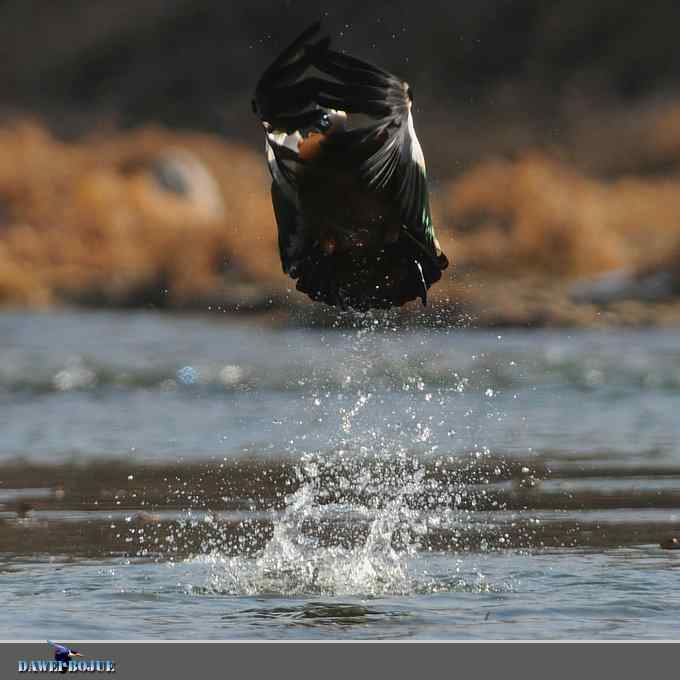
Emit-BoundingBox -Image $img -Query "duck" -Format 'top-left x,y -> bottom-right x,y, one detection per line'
252,22 -> 448,311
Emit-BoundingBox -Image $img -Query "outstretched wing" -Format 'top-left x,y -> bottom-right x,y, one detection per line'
311,48 -> 447,268
253,21 -> 331,133
48,641 -> 69,656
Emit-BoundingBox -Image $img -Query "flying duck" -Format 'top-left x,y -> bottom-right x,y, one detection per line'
252,22 -> 448,311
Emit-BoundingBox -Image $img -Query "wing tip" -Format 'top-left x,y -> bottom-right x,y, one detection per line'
273,19 -> 328,63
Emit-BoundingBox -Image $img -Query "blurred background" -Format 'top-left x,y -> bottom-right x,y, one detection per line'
5,2 -> 680,640
2,0 -> 680,324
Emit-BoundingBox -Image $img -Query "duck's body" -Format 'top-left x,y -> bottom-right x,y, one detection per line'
253,23 -> 448,310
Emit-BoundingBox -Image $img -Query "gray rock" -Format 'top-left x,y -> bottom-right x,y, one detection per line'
148,148 -> 224,219
570,269 -> 675,305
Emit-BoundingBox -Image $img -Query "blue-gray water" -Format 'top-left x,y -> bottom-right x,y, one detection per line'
2,310 -> 680,639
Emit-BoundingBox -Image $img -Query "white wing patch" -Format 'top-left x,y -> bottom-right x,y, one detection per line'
265,131 -> 300,205
268,130 -> 302,154
407,110 -> 426,172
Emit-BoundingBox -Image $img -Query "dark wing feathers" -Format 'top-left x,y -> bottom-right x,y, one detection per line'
48,641 -> 69,655
254,23 -> 447,280
253,22 -> 324,127
255,28 -> 325,192
271,179 -> 302,275
309,46 -> 440,261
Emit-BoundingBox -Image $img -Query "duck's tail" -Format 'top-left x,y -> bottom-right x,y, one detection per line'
295,236 -> 448,311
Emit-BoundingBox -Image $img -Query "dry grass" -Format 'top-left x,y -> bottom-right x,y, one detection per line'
4,105 -> 680,323
0,122 -> 281,307
441,152 -> 680,279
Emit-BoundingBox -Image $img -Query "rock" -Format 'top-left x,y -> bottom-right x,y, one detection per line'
147,148 -> 224,220
570,268 -> 676,305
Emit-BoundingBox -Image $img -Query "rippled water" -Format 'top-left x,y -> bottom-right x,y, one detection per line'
2,310 -> 680,639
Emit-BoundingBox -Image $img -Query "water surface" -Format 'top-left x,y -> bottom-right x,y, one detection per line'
1,310 -> 680,639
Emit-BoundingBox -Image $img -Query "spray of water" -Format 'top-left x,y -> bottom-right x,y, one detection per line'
142,317 -> 510,596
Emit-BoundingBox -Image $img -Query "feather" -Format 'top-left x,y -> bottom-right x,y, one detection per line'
48,641 -> 70,655
252,22 -> 449,310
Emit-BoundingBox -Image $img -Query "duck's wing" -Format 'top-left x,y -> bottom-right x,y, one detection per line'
48,641 -> 69,656
253,23 -> 330,274
310,49 -> 448,269
270,178 -> 305,276
262,122 -> 310,275
253,23 -> 350,191
252,21 -> 334,134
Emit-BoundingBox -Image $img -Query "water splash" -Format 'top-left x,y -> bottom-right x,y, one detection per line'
174,442 -> 510,596
194,446 -> 429,596
145,319 -> 509,596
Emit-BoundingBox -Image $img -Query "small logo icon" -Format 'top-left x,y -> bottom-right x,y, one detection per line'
17,641 -> 115,673
48,641 -> 83,673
